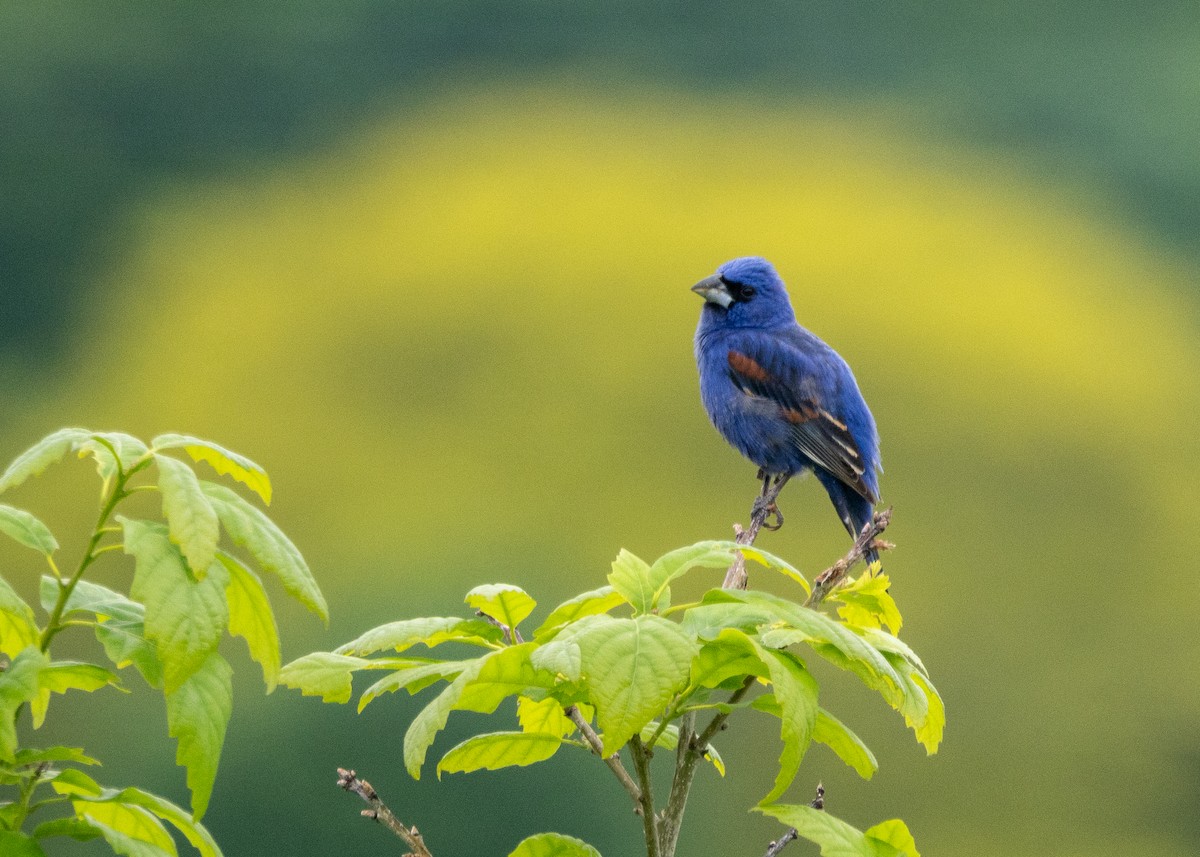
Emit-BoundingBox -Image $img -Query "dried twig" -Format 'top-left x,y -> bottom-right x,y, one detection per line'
722,474 -> 790,589
336,768 -> 433,857
763,783 -> 825,857
804,508 -> 893,608
566,705 -> 643,810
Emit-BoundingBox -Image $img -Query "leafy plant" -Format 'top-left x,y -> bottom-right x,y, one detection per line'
284,535 -> 942,856
0,428 -> 326,856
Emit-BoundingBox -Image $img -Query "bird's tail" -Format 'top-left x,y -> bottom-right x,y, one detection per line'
817,473 -> 882,576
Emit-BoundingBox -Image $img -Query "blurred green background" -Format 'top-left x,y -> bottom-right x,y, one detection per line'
2,3 -> 1199,856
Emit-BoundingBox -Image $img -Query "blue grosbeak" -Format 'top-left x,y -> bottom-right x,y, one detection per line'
692,257 -> 882,565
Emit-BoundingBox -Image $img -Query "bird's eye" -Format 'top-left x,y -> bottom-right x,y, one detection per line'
739,285 -> 756,299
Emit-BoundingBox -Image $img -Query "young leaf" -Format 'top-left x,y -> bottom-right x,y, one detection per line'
75,817 -> 175,857
648,541 -> 810,605
517,696 -> 574,737
199,481 -> 327,624
465,584 -> 536,631
31,661 -> 123,728
70,801 -> 177,856
165,650 -> 233,819
436,731 -> 563,777
218,554 -> 281,691
757,803 -> 919,857
155,455 -> 220,576
533,586 -> 626,638
14,746 -> 99,766
49,767 -> 104,796
561,615 -> 698,755
279,652 -> 372,704
357,661 -> 467,712
835,574 -> 902,635
335,616 -> 503,656
606,549 -> 655,613
529,639 -> 582,681
0,505 -> 58,555
747,639 -> 819,803
0,647 -> 47,761
0,575 -> 40,658
0,428 -> 91,494
813,708 -> 878,780
69,785 -> 223,857
508,832 -> 602,857
78,433 -> 149,482
152,434 -> 272,505
123,519 -> 229,693
690,630 -> 770,689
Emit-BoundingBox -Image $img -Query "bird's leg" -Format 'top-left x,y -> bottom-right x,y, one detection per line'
752,473 -> 790,531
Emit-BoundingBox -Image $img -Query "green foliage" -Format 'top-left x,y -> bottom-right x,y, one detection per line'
284,541 -> 943,856
0,429 -> 324,856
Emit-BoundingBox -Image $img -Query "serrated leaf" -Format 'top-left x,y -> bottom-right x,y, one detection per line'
122,519 -> 228,693
155,455 -> 219,575
78,433 -> 149,482
335,616 -> 503,656
404,644 -> 555,778
31,661 -> 123,728
561,615 -> 698,755
218,554 -> 280,691
533,586 -> 626,638
465,584 -> 536,631
757,803 -> 917,857
15,745 -> 100,766
530,639 -> 582,681
606,549 -> 654,613
0,647 -> 47,761
835,574 -> 902,634
437,731 -> 563,777
0,575 -> 40,658
73,801 -> 177,856
518,696 -> 574,736
152,434 -> 271,505
0,505 -> 58,555
69,786 -> 223,857
279,652 -> 372,703
508,832 -> 602,857
909,672 -> 944,754
358,661 -> 467,711
166,650 -> 232,819
814,708 -> 877,779
199,482 -> 327,624
751,641 -> 819,803
0,428 -> 91,494
0,832 -> 47,856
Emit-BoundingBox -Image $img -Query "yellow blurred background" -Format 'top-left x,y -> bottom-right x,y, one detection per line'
2,6 -> 1199,856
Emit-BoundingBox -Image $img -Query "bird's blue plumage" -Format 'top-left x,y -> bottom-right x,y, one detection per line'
692,257 -> 882,563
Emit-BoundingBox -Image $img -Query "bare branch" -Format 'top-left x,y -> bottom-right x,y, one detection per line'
336,768 -> 433,857
762,783 -> 825,857
566,705 -> 643,811
804,508 -> 893,608
629,736 -> 660,857
722,474 -> 789,589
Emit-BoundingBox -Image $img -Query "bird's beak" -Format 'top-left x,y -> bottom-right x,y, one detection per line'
691,275 -> 733,308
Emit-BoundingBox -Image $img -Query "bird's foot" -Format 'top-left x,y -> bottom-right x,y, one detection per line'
751,496 -> 784,531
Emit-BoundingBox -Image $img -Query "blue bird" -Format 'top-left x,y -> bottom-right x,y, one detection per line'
692,256 -> 882,566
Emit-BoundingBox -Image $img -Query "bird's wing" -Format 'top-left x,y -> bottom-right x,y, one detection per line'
725,339 -> 878,503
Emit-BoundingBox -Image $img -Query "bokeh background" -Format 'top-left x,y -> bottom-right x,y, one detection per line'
3,4 -> 1199,856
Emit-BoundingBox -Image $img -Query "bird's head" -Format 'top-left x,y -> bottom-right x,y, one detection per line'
691,257 -> 797,328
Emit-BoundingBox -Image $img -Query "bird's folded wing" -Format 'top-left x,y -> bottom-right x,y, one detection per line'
726,344 -> 877,502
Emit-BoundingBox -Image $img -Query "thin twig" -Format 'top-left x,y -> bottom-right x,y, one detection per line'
722,475 -> 789,589
763,783 -> 825,857
804,508 -> 893,608
629,736 -> 660,857
566,705 -> 643,810
337,768 -> 434,857
474,610 -> 524,644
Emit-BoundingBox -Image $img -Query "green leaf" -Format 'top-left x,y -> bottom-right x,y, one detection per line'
72,801 -> 178,856
0,832 -> 47,856
757,803 -> 918,857
834,573 -> 902,634
41,576 -> 163,686
650,541 -> 810,605
78,433 -> 149,482
279,652 -> 372,703
0,647 -> 47,761
50,767 -> 104,796
639,721 -> 725,774
465,584 -> 536,631
530,639 -> 582,681
743,638 -> 819,803
508,832 -> 603,857
73,786 -> 223,857
31,816 -> 104,842
0,575 -> 40,658
680,594 -> 780,639
0,505 -> 58,555
691,630 -> 770,688
31,661 -> 123,728
533,586 -> 626,638
123,519 -> 229,693
864,819 -> 921,857
437,731 -> 563,777
813,708 -> 877,779
199,481 -> 327,624
404,644 -> 555,778
15,745 -> 100,766
218,554 -> 281,691
517,696 -> 574,737
357,661 -> 467,712
335,616 -> 503,656
908,671 -> 944,754
155,455 -> 219,575
165,650 -> 233,819
0,428 -> 91,494
152,434 -> 272,505
561,615 -> 698,755
75,817 -> 176,857
606,549 -> 654,613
